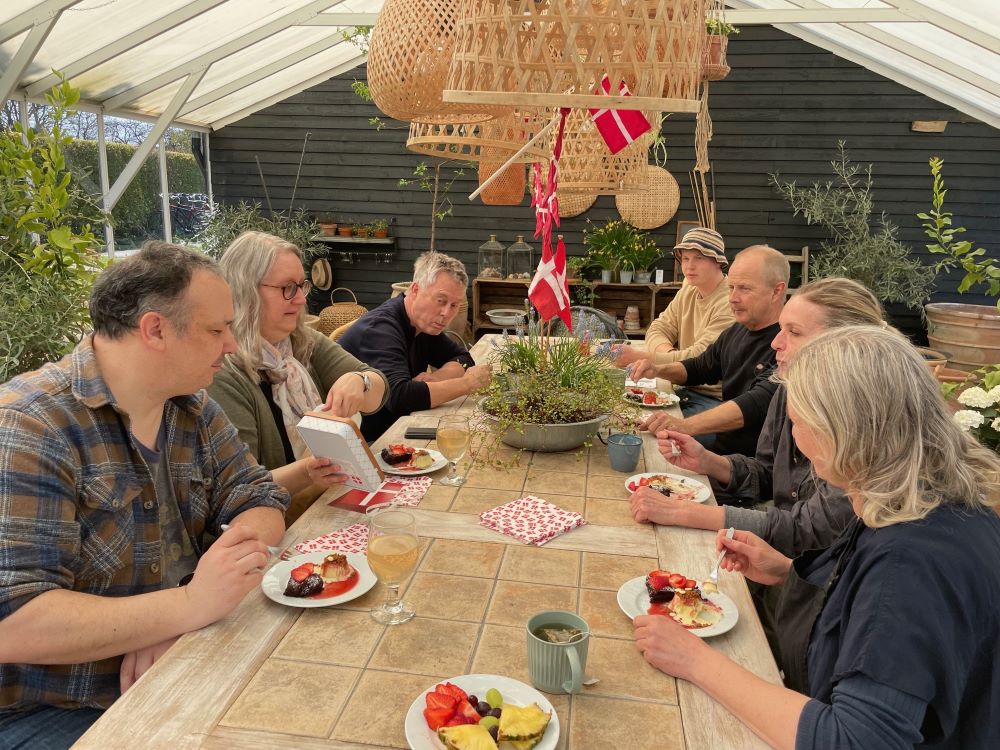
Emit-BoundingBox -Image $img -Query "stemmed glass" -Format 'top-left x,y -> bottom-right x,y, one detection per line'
437,415 -> 471,486
366,508 -> 419,625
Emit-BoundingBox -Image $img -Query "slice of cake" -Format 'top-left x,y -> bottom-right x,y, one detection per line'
645,568 -> 722,629
319,553 -> 353,583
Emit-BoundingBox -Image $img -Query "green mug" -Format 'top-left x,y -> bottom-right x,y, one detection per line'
526,610 -> 590,694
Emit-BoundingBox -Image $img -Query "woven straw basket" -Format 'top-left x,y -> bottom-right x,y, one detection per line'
558,192 -> 598,218
616,165 -> 680,228
553,108 -> 653,195
316,288 -> 367,336
478,161 -> 526,205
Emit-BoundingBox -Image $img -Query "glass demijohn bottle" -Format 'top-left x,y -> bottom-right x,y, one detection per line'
477,234 -> 505,279
506,235 -> 533,280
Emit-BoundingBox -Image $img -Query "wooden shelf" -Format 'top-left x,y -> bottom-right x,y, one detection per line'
472,278 -> 682,338
312,235 -> 395,245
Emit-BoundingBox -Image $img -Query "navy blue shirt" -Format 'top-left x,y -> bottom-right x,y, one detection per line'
339,295 -> 474,442
798,504 -> 1000,748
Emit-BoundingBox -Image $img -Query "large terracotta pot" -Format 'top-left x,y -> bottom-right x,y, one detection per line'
925,303 -> 1000,371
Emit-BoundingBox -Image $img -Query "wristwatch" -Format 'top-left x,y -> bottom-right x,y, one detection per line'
353,371 -> 372,393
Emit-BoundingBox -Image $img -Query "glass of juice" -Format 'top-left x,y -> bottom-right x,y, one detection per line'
437,415 -> 471,486
366,508 -> 420,625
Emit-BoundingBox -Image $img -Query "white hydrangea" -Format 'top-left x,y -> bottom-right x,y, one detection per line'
991,416 -> 1000,431
954,410 -> 985,431
988,385 -> 1000,404
958,386 -> 994,409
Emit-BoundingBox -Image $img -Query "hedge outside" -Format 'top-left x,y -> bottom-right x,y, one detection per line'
64,140 -> 205,241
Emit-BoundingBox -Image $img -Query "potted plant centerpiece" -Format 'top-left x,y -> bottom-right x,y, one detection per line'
475,315 -> 638,454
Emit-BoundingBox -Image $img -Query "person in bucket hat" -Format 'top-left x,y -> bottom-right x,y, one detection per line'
614,227 -> 734,408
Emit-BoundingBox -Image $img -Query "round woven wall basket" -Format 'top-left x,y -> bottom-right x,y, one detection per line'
478,161 -> 526,205
553,108 -> 652,195
615,166 -> 680,228
367,0 -> 503,123
445,0 -> 705,113
406,113 -> 548,162
316,288 -> 368,336
558,192 -> 598,218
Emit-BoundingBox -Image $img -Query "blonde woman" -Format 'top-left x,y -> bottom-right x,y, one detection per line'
208,232 -> 387,518
634,326 -> 1000,749
632,278 -> 885,556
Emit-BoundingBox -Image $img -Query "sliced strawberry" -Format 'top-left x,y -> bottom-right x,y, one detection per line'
454,698 -> 482,723
627,482 -> 637,492
424,706 -> 453,731
444,714 -> 472,727
685,578 -> 697,590
426,691 -> 457,712
643,391 -> 657,405
667,573 -> 687,588
435,682 -> 469,703
290,563 -> 314,582
647,570 -> 672,591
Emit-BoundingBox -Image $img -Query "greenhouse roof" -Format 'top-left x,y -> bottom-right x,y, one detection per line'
1,0 -> 998,132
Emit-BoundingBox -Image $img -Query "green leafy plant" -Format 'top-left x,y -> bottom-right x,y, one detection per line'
399,160 -> 467,250
0,76 -> 107,380
919,157 -> 1000,309
195,201 -> 323,263
370,218 -> 389,233
769,141 -> 936,310
584,219 -> 660,273
706,19 -> 740,36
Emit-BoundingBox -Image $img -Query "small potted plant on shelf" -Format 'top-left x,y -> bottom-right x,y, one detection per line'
354,222 -> 370,238
337,218 -> 354,237
626,233 -> 663,284
370,218 -> 390,239
317,212 -> 338,237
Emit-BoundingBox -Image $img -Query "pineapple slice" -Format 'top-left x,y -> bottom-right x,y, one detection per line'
437,724 -> 498,750
498,702 -> 551,745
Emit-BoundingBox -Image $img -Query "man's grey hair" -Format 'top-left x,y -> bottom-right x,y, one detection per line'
89,241 -> 221,339
412,251 -> 468,289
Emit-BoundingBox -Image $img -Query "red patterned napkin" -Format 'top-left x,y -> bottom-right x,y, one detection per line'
292,523 -> 369,556
384,476 -> 433,507
479,496 -> 588,546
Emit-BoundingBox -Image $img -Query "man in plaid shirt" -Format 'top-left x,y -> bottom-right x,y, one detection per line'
0,243 -> 290,748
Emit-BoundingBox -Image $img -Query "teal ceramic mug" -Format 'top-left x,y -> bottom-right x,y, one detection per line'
606,432 -> 642,473
526,610 -> 590,694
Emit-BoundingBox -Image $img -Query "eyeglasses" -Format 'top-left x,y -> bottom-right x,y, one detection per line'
260,280 -> 313,300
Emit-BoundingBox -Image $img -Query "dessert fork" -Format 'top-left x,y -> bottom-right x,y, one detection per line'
704,527 -> 735,592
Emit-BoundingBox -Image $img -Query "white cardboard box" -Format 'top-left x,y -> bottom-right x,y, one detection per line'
295,412 -> 385,492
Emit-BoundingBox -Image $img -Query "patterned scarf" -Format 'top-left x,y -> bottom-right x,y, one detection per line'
260,338 -> 322,459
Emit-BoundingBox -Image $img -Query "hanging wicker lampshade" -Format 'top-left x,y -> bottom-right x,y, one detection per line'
478,161 -> 527,205
551,108 -> 654,195
616,166 -> 680,228
367,0 -> 504,123
405,113 -> 548,162
444,0 -> 706,113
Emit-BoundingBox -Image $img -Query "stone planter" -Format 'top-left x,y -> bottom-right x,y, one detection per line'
925,303 -> 1000,372
486,413 -> 607,452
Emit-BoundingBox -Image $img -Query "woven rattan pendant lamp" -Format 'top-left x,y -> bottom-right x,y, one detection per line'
367,0 -> 505,123
443,0 -> 706,114
551,107 -> 654,195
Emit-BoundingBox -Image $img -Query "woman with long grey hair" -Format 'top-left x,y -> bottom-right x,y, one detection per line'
634,326 -> 1000,749
208,231 -> 387,520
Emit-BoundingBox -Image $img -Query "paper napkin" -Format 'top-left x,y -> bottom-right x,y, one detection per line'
479,496 -> 588,546
293,523 -> 369,556
328,475 -> 434,512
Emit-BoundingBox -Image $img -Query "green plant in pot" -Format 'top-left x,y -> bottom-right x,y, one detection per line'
0,77 -> 108,381
584,219 -> 639,282
623,232 -> 662,284
475,325 -> 637,459
370,218 -> 389,238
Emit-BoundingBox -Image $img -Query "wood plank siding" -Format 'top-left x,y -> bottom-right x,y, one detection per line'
208,26 -> 1000,340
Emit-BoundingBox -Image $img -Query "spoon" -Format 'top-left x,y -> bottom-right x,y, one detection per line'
702,527 -> 735,594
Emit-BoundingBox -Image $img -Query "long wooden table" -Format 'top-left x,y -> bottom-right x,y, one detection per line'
74,336 -> 780,749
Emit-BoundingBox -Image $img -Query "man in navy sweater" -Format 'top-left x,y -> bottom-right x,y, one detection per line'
630,245 -> 788,458
339,252 -> 491,442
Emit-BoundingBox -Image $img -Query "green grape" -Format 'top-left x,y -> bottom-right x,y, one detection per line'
485,688 -> 503,709
478,715 -> 500,730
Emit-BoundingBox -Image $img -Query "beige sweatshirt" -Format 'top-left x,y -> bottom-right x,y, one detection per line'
644,278 -> 734,399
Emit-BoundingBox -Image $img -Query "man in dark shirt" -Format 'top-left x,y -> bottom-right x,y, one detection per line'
339,251 -> 491,441
630,245 -> 788,457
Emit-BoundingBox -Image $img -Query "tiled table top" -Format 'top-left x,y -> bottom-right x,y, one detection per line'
75,338 -> 780,750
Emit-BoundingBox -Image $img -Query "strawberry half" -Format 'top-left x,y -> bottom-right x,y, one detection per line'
647,570 -> 672,591
454,698 -> 482,724
424,706 -> 453,731
435,682 -> 469,703
290,563 -> 314,583
668,573 -> 687,588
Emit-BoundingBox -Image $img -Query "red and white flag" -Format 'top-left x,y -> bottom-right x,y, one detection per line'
528,234 -> 572,330
588,75 -> 652,155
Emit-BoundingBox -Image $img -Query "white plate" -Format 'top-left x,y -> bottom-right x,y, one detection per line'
404,674 -> 559,750
376,447 -> 448,476
622,390 -> 680,408
616,577 -> 739,638
624,472 -> 711,503
261,552 -> 376,608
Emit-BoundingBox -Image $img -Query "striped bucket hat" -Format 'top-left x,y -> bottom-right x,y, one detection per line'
673,227 -> 728,267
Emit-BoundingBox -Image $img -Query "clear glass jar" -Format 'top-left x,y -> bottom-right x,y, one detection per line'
506,235 -> 533,280
477,234 -> 505,279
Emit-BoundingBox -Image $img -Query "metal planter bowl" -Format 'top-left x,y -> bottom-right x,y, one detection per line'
487,414 -> 607,452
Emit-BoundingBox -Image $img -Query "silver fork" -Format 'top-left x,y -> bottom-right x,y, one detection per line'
704,527 -> 735,592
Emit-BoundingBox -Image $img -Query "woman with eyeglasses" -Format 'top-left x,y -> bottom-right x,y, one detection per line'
208,231 -> 387,521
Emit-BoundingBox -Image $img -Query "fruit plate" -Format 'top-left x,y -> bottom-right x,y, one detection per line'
622,389 -> 680,408
617,576 -> 739,638
261,552 -> 376,608
624,472 -> 711,503
404,674 -> 560,750
376,447 -> 448,476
